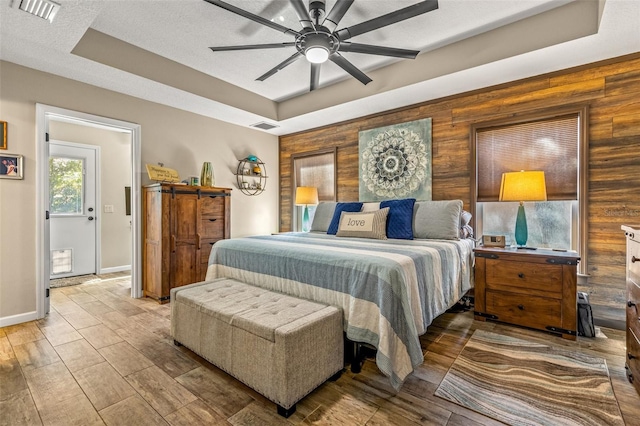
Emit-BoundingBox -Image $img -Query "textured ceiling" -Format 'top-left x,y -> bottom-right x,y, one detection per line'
1,0 -> 639,135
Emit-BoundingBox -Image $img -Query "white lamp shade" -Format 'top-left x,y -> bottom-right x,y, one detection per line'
499,170 -> 547,202
295,186 -> 319,205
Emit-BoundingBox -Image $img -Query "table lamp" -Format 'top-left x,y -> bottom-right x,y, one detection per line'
499,170 -> 547,248
295,186 -> 319,232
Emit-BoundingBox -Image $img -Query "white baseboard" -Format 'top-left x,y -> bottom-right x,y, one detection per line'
0,311 -> 39,327
100,265 -> 131,274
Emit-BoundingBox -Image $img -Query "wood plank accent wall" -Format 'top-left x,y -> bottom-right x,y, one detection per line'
279,54 -> 640,320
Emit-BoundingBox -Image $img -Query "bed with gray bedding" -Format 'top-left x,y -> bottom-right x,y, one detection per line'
205,200 -> 475,390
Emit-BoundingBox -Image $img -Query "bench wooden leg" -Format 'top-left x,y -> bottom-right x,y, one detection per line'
277,404 -> 296,418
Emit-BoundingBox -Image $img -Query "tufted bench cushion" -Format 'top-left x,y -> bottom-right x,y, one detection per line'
170,278 -> 344,417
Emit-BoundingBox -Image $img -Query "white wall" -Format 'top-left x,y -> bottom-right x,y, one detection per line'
49,121 -> 132,272
0,60 -> 279,323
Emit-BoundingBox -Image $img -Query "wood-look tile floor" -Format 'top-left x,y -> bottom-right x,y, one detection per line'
1,277 -> 639,425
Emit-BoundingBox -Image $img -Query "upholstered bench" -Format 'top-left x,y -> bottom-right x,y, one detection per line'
170,278 -> 344,417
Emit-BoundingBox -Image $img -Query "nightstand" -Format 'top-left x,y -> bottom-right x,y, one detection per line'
474,247 -> 580,340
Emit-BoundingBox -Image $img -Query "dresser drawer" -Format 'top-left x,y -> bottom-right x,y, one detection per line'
629,239 -> 640,289
629,280 -> 640,337
200,196 -> 225,216
200,217 -> 225,239
486,290 -> 562,331
200,239 -> 222,264
486,259 -> 563,297
628,327 -> 640,383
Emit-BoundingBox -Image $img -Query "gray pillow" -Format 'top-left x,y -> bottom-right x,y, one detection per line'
310,202 -> 337,233
413,200 -> 463,239
336,208 -> 389,240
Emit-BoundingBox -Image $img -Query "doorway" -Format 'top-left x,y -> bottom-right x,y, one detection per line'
36,104 -> 142,318
49,141 -> 99,279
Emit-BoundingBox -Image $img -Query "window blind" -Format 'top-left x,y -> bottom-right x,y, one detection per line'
476,115 -> 578,201
294,151 -> 335,201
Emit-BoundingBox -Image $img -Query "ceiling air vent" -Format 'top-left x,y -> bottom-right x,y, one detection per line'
251,122 -> 279,131
17,0 -> 60,22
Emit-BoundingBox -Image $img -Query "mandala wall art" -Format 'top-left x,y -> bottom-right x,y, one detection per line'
358,118 -> 432,202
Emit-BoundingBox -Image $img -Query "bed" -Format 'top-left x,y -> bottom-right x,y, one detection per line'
205,199 -> 475,390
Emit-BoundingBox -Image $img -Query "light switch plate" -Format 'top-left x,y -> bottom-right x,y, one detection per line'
104,205 -> 114,213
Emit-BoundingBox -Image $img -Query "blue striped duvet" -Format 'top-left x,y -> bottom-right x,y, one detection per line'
206,232 -> 475,390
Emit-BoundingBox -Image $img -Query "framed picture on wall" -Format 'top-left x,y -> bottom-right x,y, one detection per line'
0,121 -> 7,150
0,154 -> 23,179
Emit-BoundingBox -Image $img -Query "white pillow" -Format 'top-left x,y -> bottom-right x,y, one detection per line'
413,200 -> 463,239
361,202 -> 381,212
310,202 -> 337,232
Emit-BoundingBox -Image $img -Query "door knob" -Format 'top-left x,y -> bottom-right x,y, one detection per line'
88,216 -> 94,221
88,207 -> 94,212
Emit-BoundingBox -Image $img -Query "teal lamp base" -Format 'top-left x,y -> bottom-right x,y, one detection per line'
514,203 -> 528,247
302,205 -> 310,232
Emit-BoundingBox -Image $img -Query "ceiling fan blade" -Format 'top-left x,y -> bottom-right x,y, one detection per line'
289,0 -> 314,29
203,0 -> 300,37
323,0 -> 354,32
256,52 -> 303,81
310,63 -> 321,91
335,0 -> 438,41
210,42 -> 295,52
338,42 -> 419,59
329,53 -> 372,86
240,1 -> 288,36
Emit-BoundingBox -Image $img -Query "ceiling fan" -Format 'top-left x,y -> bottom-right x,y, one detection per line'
204,0 -> 439,92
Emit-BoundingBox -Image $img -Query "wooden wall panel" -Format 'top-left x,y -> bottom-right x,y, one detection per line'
279,53 -> 640,322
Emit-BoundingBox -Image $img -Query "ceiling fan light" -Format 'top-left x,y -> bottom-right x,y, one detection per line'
306,46 -> 329,64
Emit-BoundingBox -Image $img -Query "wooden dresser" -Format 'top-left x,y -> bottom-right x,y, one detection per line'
474,247 -> 580,340
142,183 -> 231,303
622,225 -> 640,394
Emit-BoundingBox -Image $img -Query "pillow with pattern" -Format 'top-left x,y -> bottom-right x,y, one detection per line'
336,208 -> 389,239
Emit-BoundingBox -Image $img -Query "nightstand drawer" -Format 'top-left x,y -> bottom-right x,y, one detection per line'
486,259 -> 563,297
486,290 -> 562,330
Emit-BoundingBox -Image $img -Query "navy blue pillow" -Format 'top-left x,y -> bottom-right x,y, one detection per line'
380,198 -> 416,240
327,202 -> 363,235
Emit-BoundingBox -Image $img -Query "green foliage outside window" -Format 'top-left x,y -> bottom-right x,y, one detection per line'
49,157 -> 83,214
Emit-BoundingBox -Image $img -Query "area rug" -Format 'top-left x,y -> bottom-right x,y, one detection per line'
435,329 -> 624,426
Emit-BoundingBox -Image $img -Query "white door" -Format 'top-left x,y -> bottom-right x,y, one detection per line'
49,141 -> 98,279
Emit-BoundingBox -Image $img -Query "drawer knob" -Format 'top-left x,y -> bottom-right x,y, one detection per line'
629,353 -> 637,360
632,256 -> 639,263
517,304 -> 525,310
518,273 -> 525,279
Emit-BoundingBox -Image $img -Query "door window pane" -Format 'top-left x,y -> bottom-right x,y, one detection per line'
50,156 -> 84,214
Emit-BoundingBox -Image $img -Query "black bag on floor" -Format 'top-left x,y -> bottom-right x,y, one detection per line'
577,291 -> 595,338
